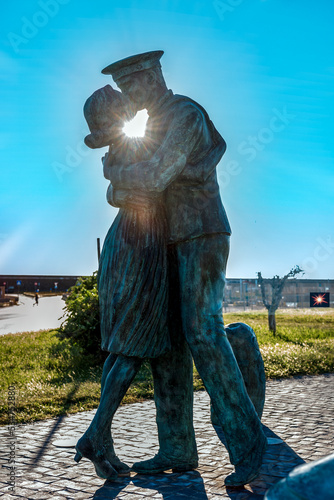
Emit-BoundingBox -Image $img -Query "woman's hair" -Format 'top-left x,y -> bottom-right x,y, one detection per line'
84,85 -> 132,149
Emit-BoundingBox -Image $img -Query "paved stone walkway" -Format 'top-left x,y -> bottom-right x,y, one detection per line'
0,296 -> 65,336
1,374 -> 333,499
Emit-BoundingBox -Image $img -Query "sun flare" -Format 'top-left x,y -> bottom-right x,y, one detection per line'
123,110 -> 148,138
313,293 -> 328,306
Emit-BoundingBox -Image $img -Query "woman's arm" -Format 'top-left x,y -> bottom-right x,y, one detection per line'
103,136 -> 148,181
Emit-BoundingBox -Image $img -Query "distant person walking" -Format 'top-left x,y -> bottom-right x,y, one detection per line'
33,293 -> 39,306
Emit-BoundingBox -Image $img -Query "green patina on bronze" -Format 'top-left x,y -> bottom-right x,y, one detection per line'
265,453 -> 334,500
211,322 -> 266,426
76,50 -> 267,487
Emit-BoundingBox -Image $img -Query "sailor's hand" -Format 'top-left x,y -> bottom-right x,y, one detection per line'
101,150 -> 109,166
102,148 -> 114,179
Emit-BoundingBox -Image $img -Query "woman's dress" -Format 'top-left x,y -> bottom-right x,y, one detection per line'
98,142 -> 170,358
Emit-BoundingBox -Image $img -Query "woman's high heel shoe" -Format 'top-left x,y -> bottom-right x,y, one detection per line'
74,435 -> 118,480
74,451 -> 82,463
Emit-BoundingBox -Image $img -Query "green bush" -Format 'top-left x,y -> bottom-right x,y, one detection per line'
57,273 -> 103,362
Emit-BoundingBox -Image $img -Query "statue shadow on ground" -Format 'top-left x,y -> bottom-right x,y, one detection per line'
213,423 -> 306,499
93,469 -> 209,499
92,425 -> 304,500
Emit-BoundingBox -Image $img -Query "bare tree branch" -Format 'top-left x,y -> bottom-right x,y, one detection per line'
257,272 -> 270,310
257,266 -> 304,332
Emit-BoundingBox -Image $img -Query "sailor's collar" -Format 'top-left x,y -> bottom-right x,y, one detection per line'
148,89 -> 173,117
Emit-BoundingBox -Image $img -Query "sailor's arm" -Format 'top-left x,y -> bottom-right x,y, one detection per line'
107,133 -> 226,209
105,105 -> 204,192
106,184 -> 155,209
181,132 -> 226,182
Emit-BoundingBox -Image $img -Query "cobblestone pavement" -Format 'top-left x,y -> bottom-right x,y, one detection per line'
1,374 -> 333,499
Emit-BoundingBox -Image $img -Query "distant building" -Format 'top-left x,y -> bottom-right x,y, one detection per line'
1,275 -> 332,309
0,275 -> 79,294
224,278 -> 333,310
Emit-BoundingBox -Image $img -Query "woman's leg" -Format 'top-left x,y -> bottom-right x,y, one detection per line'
75,354 -> 142,478
101,353 -> 117,394
88,354 -> 142,435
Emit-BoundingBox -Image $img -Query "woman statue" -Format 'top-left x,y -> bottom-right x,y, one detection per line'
74,85 -> 170,479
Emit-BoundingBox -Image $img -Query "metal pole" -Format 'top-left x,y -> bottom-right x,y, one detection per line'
97,238 -> 101,264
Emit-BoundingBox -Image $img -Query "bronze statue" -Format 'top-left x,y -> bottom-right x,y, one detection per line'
265,453 -> 334,499
75,50 -> 266,487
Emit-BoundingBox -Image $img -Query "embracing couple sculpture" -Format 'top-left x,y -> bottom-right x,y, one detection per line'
75,50 -> 267,487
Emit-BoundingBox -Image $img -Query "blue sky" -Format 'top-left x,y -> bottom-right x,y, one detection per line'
1,0 -> 333,279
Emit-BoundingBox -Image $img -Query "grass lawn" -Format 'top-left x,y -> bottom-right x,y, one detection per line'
1,308 -> 333,425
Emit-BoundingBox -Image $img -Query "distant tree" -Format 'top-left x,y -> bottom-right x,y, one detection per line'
257,265 -> 304,333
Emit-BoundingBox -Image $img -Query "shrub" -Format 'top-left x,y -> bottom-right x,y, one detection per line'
57,273 -> 103,362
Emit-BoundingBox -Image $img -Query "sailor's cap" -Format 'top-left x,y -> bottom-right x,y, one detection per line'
101,50 -> 164,81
